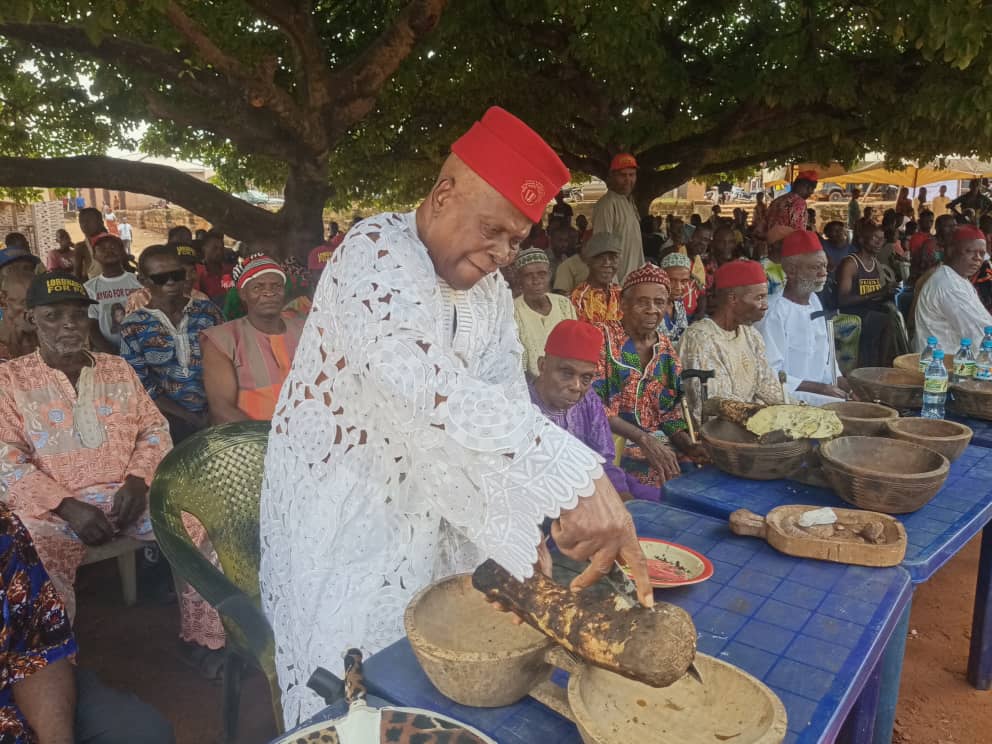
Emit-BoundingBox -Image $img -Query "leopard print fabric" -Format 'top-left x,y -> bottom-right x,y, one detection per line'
380,710 -> 489,743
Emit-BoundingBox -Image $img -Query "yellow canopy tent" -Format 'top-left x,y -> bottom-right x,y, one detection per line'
828,159 -> 987,188
763,162 -> 849,189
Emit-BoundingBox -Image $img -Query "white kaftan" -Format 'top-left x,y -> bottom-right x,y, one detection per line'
259,212 -> 603,726
756,294 -> 843,406
913,265 -> 992,352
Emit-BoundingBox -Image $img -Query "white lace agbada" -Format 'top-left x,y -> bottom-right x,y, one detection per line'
259,212 -> 603,725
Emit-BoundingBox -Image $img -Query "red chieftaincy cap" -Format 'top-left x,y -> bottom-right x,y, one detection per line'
714,260 -> 768,290
451,106 -> 571,223
781,230 -> 823,258
953,225 -> 986,243
544,320 -> 603,364
795,169 -> 819,182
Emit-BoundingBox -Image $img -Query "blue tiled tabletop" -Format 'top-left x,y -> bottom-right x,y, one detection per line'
663,444 -> 992,583
947,412 -> 992,449
317,504 -> 911,744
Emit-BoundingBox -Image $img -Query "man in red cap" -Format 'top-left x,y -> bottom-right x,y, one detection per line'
756,231 -> 848,405
260,107 -> 653,725
591,152 -> 644,281
914,224 -> 992,350
678,259 -> 785,423
529,320 -> 657,501
765,170 -> 818,245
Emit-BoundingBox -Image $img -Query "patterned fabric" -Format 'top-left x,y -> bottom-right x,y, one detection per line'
570,282 -> 622,324
512,294 -> 577,378
622,263 -> 670,291
766,192 -> 808,235
0,506 -> 77,744
259,211 -> 604,726
678,318 -> 785,424
592,321 -> 688,488
124,286 -> 209,316
201,316 -> 306,420
119,299 -> 223,414
512,248 -> 550,270
527,383 -> 657,501
662,299 -> 689,344
0,352 -> 171,618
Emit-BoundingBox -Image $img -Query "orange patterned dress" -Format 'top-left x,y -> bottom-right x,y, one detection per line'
570,282 -> 622,324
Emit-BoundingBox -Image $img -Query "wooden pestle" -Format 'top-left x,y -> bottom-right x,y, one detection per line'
472,559 -> 697,688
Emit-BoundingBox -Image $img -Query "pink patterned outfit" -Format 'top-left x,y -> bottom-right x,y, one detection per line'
0,351 -> 224,648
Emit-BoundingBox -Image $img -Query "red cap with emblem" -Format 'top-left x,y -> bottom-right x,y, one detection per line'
781,230 -> 823,258
714,260 -> 768,290
544,319 -> 603,364
451,107 -> 570,223
796,169 -> 819,182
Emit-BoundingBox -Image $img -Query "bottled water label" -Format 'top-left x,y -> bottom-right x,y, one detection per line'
978,365 -> 992,382
919,357 -> 931,373
924,377 -> 948,393
953,360 -> 976,379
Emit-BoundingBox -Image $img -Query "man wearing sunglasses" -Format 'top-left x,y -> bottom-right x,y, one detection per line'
119,245 -> 223,445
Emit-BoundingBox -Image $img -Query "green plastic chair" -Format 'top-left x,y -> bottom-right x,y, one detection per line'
148,420 -> 282,741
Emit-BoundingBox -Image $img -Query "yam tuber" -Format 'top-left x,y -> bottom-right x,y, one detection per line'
702,398 -> 764,427
471,559 -> 696,688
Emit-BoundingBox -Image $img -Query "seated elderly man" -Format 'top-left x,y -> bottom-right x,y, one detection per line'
914,224 -> 992,350
0,504 -> 173,743
756,230 -> 848,405
593,264 -> 706,490
680,260 -> 785,424
529,320 -> 659,501
0,273 -> 171,620
511,248 -> 577,378
571,233 -> 622,324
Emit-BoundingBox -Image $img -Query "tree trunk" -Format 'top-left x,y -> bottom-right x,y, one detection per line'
276,163 -> 333,259
632,169 -> 688,217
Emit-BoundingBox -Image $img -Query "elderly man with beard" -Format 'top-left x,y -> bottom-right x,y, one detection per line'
756,231 -> 848,405
593,264 -> 706,491
260,107 -> 653,725
679,261 -> 785,425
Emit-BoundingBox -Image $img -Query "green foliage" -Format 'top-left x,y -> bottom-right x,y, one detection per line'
6,0 -> 992,214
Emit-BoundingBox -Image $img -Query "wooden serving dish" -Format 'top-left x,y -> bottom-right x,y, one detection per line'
700,418 -> 812,480
886,418 -> 972,462
893,352 -> 954,374
729,506 -> 907,566
819,436 -> 949,514
406,575 -> 787,744
820,401 -> 899,437
949,380 -> 992,421
847,368 -> 925,410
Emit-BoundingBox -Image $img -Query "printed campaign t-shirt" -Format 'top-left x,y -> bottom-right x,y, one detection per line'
85,272 -> 143,347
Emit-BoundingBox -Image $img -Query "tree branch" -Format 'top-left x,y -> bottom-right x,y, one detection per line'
0,155 -> 278,240
242,0 -> 334,109
327,0 -> 448,134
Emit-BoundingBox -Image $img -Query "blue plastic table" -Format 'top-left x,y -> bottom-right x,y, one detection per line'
662,444 -> 992,742
322,504 -> 912,744
947,412 -> 992,449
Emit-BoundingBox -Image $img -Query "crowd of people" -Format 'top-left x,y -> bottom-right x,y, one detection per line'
1,103 -> 992,738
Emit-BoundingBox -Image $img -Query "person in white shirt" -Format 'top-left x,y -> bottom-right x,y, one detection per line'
931,185 -> 951,218
756,230 -> 848,405
914,224 -> 992,351
118,217 -> 133,255
84,233 -> 142,351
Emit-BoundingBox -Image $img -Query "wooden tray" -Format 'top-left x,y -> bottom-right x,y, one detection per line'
729,505 -> 907,567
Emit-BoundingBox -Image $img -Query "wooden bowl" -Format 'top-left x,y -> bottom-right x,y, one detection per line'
949,380 -> 992,421
820,401 -> 899,437
848,367 -> 925,410
893,352 -> 954,374
886,418 -> 973,462
819,436 -> 949,514
404,574 -> 552,707
700,418 -> 812,481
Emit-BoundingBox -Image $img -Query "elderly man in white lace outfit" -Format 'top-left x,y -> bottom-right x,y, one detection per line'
260,107 -> 653,725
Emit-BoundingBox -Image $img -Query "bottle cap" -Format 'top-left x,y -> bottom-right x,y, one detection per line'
962,338 -> 972,346
927,336 -> 938,345
934,350 -> 946,359
985,326 -> 992,334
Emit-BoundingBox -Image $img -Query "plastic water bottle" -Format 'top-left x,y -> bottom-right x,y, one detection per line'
919,336 -> 939,373
922,350 -> 948,419
984,326 -> 992,348
977,341 -> 992,383
953,338 -> 976,382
